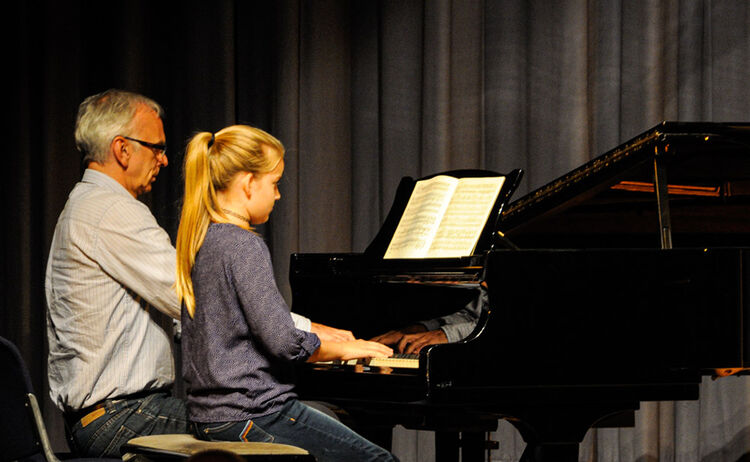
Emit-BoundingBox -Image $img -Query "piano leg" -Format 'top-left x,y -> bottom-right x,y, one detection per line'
353,424 -> 393,452
435,431 -> 487,462
435,432 -> 459,462
461,432 -> 487,461
508,402 -> 641,462
368,426 -> 394,452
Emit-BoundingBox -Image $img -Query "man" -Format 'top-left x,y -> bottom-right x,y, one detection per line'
46,89 -> 184,458
46,89 -> 350,457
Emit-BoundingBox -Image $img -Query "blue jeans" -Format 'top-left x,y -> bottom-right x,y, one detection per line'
68,392 -> 187,457
192,399 -> 398,462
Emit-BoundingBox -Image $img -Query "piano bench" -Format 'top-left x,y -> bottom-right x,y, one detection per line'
122,434 -> 315,462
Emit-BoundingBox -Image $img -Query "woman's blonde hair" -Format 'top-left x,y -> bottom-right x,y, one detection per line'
175,125 -> 284,318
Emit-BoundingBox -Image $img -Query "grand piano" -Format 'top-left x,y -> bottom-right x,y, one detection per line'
290,122 -> 750,462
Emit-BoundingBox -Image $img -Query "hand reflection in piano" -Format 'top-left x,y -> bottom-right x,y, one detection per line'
370,285 -> 486,354
370,324 -> 447,354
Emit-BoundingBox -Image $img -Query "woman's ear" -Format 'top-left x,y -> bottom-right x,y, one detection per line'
242,172 -> 255,198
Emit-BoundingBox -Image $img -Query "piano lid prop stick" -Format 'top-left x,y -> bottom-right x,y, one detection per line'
496,231 -> 520,250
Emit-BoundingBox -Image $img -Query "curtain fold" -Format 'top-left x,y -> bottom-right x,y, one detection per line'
4,1 -> 749,460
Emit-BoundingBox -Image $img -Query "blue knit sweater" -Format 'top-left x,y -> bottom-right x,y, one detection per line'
182,223 -> 320,422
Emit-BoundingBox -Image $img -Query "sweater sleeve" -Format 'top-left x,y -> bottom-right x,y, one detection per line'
228,235 -> 320,361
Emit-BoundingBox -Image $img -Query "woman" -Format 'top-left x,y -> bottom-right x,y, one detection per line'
175,125 -> 397,461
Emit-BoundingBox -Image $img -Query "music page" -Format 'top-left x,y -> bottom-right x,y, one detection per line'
426,177 -> 505,258
384,176 -> 458,259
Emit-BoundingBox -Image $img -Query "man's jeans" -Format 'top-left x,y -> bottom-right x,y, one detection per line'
68,392 -> 187,457
193,399 -> 398,462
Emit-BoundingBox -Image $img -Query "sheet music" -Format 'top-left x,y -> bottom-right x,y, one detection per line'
427,177 -> 505,257
384,176 -> 457,259
384,175 -> 505,259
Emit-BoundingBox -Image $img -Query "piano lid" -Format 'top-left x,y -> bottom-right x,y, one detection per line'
499,122 -> 750,249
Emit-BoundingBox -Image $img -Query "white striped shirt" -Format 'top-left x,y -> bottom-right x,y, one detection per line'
45,169 -> 181,412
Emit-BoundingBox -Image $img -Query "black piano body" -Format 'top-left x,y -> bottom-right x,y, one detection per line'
290,122 -> 750,462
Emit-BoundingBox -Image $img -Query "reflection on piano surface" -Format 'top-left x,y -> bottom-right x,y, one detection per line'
291,122 -> 750,462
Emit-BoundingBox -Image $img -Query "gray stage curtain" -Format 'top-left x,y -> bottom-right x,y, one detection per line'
4,0 -> 748,461
269,1 -> 750,461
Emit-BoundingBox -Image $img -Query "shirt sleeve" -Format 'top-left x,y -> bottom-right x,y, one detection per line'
95,197 -> 181,319
418,286 -> 487,343
230,236 -> 320,361
291,312 -> 312,332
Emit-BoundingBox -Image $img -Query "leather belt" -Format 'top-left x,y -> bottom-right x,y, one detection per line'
65,388 -> 170,427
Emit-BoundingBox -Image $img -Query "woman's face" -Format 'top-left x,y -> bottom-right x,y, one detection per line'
248,151 -> 283,224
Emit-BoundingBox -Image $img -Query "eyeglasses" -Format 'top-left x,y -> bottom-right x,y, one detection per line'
121,136 -> 167,158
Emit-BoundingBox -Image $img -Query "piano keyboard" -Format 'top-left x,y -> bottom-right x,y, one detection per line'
368,354 -> 419,369
316,354 -> 419,369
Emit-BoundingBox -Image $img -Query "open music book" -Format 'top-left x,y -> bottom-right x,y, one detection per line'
384,175 -> 506,259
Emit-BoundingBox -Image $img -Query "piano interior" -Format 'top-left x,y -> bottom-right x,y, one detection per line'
502,122 -> 750,249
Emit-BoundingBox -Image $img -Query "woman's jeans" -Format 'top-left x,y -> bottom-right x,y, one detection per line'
193,399 -> 398,462
68,392 -> 188,458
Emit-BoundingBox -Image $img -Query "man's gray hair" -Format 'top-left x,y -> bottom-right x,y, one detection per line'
75,89 -> 164,164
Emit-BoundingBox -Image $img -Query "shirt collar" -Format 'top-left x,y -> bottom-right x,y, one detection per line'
81,169 -> 133,198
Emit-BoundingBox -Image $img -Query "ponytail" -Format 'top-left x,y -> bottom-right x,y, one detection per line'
175,126 -> 285,318
175,132 -> 224,318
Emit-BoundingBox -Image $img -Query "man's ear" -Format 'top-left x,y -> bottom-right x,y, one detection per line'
111,136 -> 130,169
